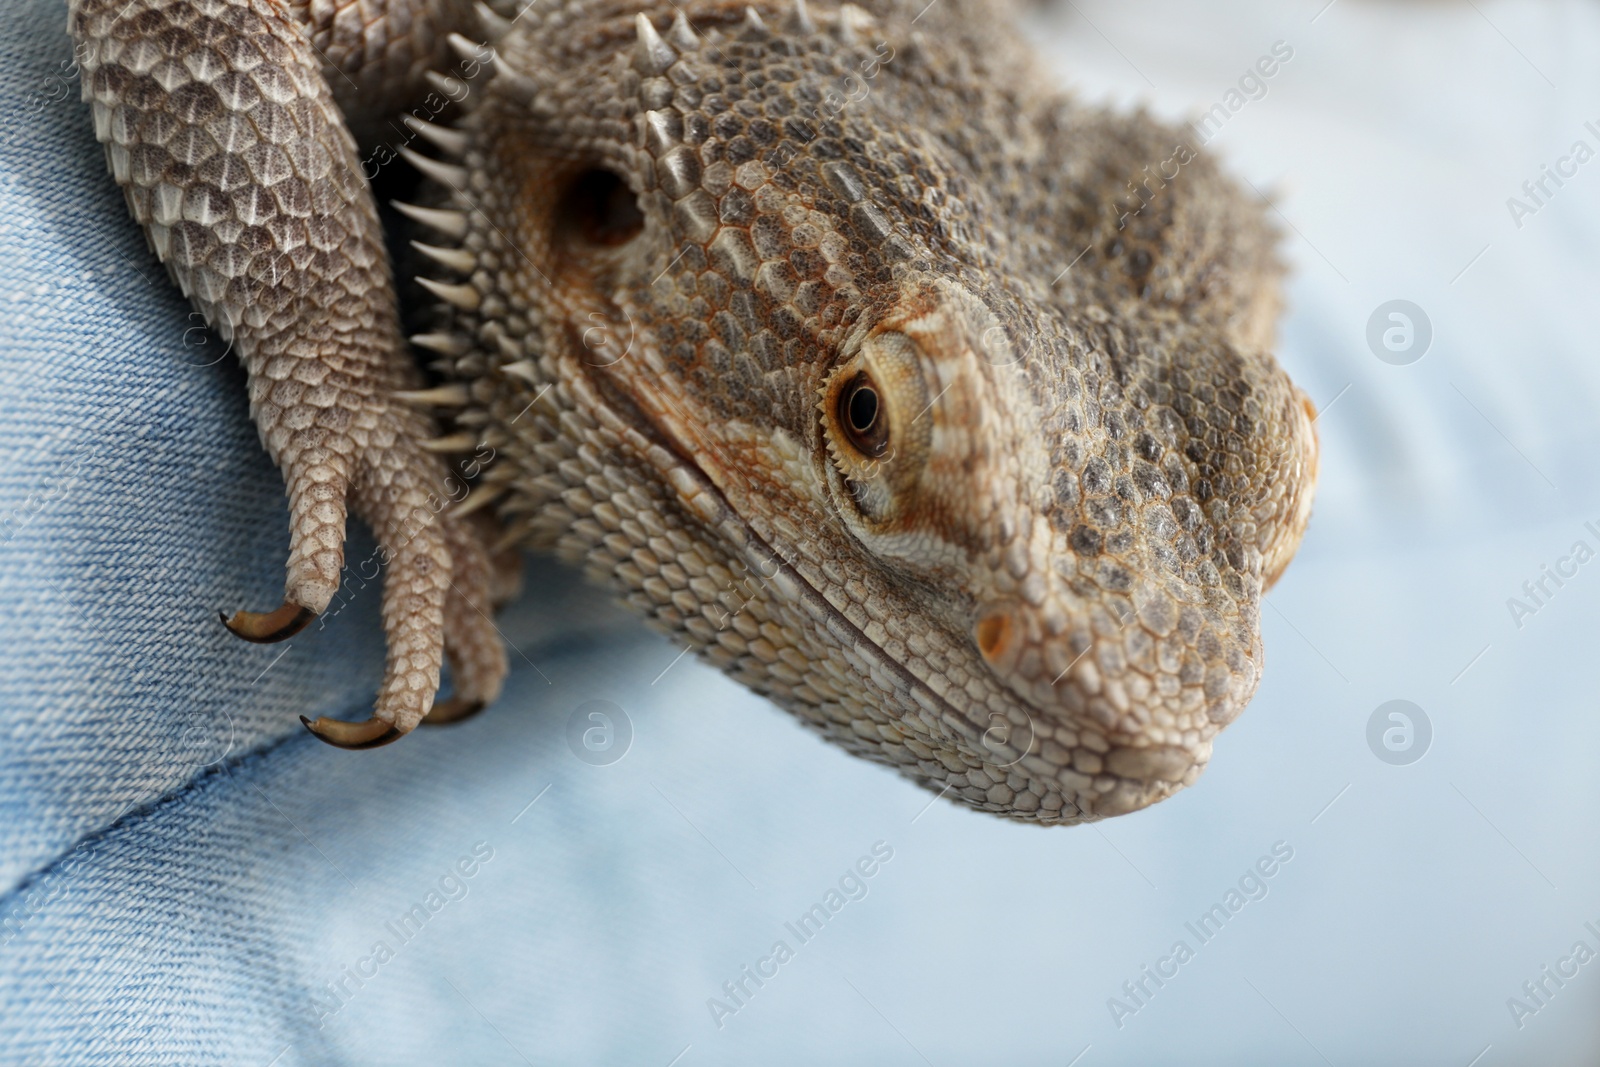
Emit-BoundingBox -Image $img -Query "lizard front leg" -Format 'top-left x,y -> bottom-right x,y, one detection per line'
69,0 -> 505,744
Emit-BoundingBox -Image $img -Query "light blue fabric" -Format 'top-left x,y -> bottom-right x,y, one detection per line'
6,0 -> 1600,1063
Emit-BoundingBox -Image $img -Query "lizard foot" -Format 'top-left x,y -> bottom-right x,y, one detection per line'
294,465 -> 506,747
271,403 -> 507,749
69,0 -> 511,750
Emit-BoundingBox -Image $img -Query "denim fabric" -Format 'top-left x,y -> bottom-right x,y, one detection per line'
7,0 -> 1600,1063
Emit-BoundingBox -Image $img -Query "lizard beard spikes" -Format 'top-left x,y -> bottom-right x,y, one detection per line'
77,0 -> 1317,822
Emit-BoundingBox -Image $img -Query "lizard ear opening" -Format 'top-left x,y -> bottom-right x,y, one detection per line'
558,168 -> 644,247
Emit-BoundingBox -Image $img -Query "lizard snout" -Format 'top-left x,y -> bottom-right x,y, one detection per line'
969,597 -> 1214,817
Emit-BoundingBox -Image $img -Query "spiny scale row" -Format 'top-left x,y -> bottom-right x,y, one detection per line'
632,0 -> 824,75
387,0 -> 837,505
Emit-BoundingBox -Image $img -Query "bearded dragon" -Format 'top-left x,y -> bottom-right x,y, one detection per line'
67,0 -> 1318,823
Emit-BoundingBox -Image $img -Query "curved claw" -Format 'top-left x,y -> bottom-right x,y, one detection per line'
299,715 -> 404,749
221,601 -> 315,643
420,696 -> 486,726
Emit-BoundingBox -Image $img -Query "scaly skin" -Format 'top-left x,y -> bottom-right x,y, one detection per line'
70,0 -> 1318,821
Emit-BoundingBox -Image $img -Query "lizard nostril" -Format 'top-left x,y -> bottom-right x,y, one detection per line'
974,611 -> 1013,663
559,168 -> 643,247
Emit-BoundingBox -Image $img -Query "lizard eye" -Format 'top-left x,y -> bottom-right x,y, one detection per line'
820,332 -> 932,529
838,373 -> 889,457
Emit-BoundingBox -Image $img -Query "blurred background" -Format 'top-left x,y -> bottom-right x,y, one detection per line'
6,0 -> 1600,1064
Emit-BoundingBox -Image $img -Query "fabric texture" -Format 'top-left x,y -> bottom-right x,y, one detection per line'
5,0 -> 1600,1063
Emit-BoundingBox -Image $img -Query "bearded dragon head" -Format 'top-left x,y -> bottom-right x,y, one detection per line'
808,275 -> 1318,816
404,0 -> 1318,820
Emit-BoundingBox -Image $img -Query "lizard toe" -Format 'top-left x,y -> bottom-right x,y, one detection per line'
425,505 -> 509,726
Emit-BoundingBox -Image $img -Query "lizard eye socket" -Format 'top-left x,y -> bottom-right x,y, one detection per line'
820,332 -> 931,529
838,373 -> 889,457
559,168 -> 643,247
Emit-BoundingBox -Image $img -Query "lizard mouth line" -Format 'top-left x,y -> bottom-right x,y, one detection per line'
583,321 -> 1068,782
645,400 -> 1196,811
604,365 -> 993,759
663,431 -> 1031,770
728,507 -> 1015,763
